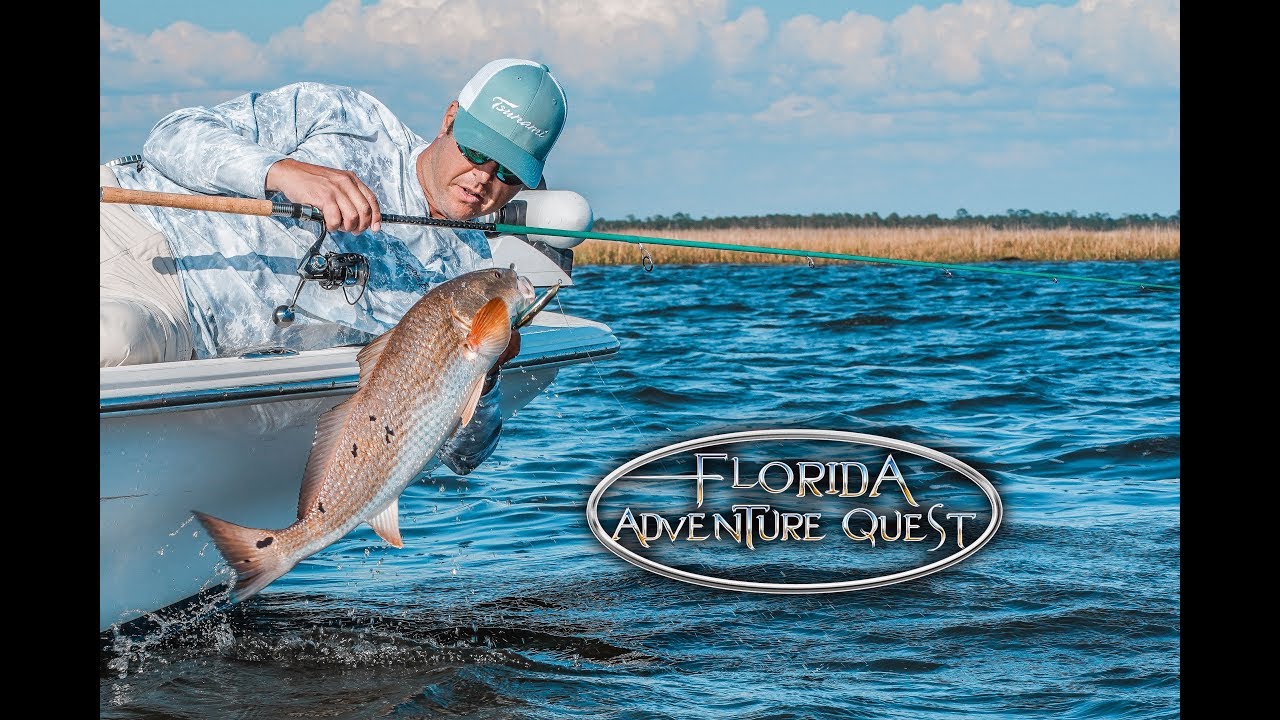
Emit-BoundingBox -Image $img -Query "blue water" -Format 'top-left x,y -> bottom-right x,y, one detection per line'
101,261 -> 1181,719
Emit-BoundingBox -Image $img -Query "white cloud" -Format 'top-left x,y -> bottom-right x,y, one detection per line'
555,123 -> 618,158
892,2 -> 992,86
100,18 -> 272,91
774,12 -> 892,93
755,95 -> 823,122
100,90 -> 243,128
100,1 -> 1178,103
709,8 -> 769,70
1038,83 -> 1121,110
262,0 -> 732,93
1061,0 -> 1180,85
545,0 -> 727,90
762,0 -> 1177,97
878,87 -> 1018,109
99,0 -> 1179,216
265,0 -> 540,85
751,95 -> 894,137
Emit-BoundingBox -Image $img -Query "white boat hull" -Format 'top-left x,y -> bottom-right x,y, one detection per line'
100,311 -> 616,632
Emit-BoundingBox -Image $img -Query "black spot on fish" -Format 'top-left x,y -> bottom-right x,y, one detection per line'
319,502 -> 325,514
256,536 -> 274,549
385,426 -> 395,444
352,444 -> 358,457
369,415 -> 376,422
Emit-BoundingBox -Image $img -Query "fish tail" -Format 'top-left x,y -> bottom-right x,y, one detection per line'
192,510 -> 293,603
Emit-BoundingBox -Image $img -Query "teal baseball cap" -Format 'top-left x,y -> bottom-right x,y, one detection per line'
454,59 -> 568,188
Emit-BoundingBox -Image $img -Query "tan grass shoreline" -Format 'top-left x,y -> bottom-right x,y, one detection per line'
571,226 -> 1180,265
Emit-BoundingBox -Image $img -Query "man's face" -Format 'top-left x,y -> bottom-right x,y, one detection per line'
420,103 -> 525,220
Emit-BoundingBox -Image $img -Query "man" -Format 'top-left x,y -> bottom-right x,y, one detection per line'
100,58 -> 568,472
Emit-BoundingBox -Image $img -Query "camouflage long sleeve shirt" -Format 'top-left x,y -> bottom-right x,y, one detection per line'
109,81 -> 494,360
107,81 -> 503,473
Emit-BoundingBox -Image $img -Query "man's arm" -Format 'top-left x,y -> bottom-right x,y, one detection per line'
439,373 -> 504,475
439,326 -> 521,475
141,82 -> 398,231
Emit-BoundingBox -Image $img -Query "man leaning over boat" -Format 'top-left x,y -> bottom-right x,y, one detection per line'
99,58 -> 569,473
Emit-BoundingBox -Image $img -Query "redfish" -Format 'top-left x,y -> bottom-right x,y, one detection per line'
195,266 -> 535,601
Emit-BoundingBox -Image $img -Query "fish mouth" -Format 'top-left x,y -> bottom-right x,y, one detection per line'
514,281 -> 560,330
517,275 -> 535,302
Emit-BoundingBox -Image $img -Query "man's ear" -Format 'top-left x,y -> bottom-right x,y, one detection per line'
438,101 -> 460,138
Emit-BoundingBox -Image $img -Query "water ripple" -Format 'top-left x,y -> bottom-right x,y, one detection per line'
102,261 -> 1180,720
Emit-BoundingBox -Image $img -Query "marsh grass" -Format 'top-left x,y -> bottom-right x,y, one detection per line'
570,226 -> 1180,265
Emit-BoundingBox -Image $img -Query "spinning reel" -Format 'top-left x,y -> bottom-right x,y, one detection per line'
272,207 -> 369,327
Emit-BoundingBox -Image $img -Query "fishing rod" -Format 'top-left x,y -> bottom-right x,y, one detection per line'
99,187 -> 1180,293
100,186 -> 367,325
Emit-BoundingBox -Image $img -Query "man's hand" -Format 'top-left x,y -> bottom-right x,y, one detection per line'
483,327 -> 521,394
265,158 -> 383,233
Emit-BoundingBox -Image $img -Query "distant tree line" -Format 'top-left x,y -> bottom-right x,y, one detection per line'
593,208 -> 1180,232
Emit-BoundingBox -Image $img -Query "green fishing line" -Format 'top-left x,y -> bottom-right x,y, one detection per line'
493,224 -> 1180,293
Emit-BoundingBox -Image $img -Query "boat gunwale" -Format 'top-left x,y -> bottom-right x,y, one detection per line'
100,335 -> 619,417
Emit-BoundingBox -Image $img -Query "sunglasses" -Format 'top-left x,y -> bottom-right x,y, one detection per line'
455,141 -> 523,186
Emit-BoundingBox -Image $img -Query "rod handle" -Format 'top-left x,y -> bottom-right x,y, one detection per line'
99,186 -> 275,217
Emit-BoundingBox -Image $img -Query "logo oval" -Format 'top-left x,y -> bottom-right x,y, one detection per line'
586,429 -> 1002,593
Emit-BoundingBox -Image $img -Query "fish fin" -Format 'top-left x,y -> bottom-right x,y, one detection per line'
192,511 -> 291,603
355,329 -> 393,383
450,303 -> 473,334
298,397 -> 354,519
367,499 -> 404,548
464,297 -> 511,361
459,374 -> 486,427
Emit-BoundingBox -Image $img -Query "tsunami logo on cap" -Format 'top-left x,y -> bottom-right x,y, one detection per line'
487,96 -> 552,138
455,58 -> 567,187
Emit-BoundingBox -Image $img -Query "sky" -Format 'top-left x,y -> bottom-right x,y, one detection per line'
100,0 -> 1179,221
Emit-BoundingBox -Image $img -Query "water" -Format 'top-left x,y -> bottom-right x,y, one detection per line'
101,261 -> 1181,719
